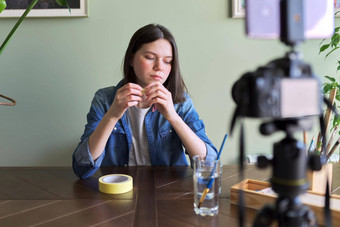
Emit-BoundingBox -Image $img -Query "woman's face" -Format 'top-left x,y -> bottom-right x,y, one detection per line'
131,39 -> 173,88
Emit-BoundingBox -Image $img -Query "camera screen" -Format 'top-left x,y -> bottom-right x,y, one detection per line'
281,79 -> 320,118
246,0 -> 334,39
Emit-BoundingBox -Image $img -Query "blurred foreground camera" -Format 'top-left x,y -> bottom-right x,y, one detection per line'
231,0 -> 334,226
232,51 -> 321,119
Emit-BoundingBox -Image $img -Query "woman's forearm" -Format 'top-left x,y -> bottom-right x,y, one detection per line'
88,114 -> 119,160
169,115 -> 207,158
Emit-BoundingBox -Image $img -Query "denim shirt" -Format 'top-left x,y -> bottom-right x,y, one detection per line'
72,80 -> 218,179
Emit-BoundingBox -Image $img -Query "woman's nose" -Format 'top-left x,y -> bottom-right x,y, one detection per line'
154,59 -> 164,71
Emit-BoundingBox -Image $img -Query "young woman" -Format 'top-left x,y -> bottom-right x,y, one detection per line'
72,24 -> 217,179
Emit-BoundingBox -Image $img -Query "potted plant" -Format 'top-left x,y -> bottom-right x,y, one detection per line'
0,0 -> 70,106
306,17 -> 340,193
319,18 -> 340,154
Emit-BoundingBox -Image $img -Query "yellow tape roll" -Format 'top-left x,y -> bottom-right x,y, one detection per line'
99,174 -> 133,194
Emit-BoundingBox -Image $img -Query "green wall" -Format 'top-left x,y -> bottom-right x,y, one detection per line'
0,0 -> 338,166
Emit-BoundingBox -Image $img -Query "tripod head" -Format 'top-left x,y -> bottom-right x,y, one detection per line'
257,118 -> 323,199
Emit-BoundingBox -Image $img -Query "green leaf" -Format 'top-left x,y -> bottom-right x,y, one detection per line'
335,27 -> 340,33
333,115 -> 340,126
325,76 -> 336,82
323,84 -> 333,94
55,0 -> 71,13
0,0 -> 6,13
319,43 -> 330,54
331,33 -> 340,47
326,46 -> 340,58
56,0 -> 67,6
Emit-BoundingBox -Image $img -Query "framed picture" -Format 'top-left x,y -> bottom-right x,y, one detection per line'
232,0 -> 245,18
336,0 -> 340,16
232,0 -> 340,18
0,0 -> 88,18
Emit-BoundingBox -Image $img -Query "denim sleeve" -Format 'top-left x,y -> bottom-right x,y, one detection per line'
179,95 -> 218,160
72,138 -> 105,179
72,89 -> 108,179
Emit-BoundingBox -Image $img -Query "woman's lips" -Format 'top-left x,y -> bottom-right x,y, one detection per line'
151,75 -> 162,80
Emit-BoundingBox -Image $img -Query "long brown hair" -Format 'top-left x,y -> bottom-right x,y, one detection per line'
123,24 -> 187,103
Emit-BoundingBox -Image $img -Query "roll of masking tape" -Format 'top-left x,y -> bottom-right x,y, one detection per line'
99,174 -> 133,194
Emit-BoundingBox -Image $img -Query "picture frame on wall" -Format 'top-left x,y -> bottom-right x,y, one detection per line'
232,0 -> 340,18
336,0 -> 340,16
0,0 -> 88,18
232,0 -> 245,18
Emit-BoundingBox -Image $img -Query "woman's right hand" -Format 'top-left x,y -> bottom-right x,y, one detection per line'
107,83 -> 143,119
88,83 -> 142,161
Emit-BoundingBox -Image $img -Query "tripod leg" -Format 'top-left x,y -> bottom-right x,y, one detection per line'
278,204 -> 317,227
252,205 -> 276,227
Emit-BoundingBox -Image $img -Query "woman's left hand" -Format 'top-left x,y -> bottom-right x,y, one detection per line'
144,82 -> 178,122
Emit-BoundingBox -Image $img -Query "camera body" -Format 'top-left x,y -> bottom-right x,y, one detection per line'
232,55 -> 321,119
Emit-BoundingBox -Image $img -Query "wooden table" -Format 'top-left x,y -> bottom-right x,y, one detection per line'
0,165 -> 338,227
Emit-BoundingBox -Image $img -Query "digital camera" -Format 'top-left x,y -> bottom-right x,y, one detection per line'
231,55 -> 321,119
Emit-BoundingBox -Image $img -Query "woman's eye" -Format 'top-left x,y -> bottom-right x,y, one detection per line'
164,59 -> 172,64
145,56 -> 154,60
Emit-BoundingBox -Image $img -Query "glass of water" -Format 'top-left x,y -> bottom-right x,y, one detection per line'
193,155 -> 222,216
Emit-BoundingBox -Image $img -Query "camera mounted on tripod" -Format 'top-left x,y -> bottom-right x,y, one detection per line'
230,0 -> 334,226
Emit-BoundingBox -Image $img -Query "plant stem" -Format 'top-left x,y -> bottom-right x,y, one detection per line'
324,88 -> 338,134
0,0 -> 39,55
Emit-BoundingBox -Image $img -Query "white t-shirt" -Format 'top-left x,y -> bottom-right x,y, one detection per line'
127,106 -> 151,166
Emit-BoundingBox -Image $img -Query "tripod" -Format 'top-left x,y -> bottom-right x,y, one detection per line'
253,118 -> 322,226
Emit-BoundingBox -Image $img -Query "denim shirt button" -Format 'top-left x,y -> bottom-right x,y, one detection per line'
114,127 -> 117,130
170,129 -> 172,133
